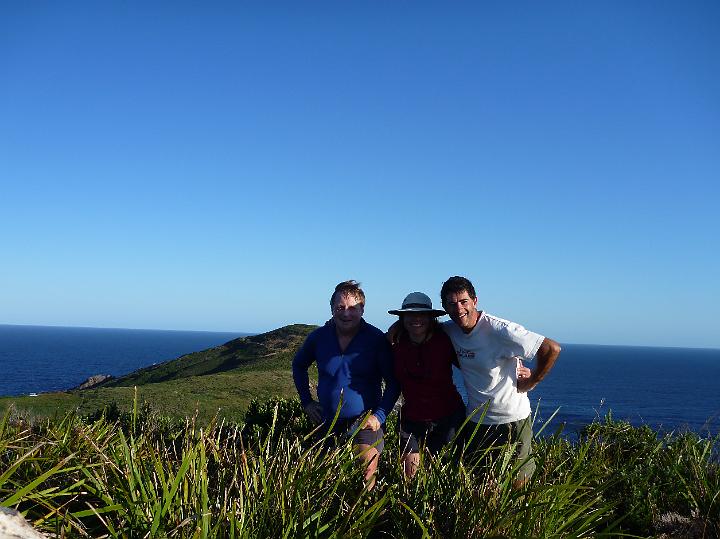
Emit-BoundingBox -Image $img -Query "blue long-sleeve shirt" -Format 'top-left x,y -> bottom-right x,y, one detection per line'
292,320 -> 400,424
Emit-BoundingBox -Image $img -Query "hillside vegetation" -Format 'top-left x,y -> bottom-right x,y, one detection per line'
1,398 -> 718,538
0,324 -> 317,422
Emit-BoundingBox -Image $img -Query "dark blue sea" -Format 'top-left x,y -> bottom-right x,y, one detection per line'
530,344 -> 720,437
1,325 -> 719,437
0,325 -> 245,396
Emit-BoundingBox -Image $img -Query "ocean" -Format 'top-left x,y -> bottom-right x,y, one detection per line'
530,344 -> 720,437
1,325 -> 719,437
0,325 -> 245,396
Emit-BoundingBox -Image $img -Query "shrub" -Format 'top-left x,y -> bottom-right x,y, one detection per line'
580,414 -> 720,535
242,396 -> 312,442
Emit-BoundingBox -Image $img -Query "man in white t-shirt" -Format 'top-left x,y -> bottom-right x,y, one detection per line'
440,275 -> 561,486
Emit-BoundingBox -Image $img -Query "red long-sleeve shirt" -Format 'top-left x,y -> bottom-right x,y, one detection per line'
392,329 -> 464,422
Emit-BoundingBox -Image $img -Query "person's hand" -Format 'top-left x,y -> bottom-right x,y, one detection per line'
362,413 -> 382,432
517,360 -> 532,381
516,359 -> 535,393
303,401 -> 323,424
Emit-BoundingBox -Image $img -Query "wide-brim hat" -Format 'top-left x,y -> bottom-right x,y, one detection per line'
388,292 -> 446,317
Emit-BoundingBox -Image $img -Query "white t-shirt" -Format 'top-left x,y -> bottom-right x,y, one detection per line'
442,313 -> 544,425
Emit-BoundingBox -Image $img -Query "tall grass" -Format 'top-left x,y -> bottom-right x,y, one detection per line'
1,398 -> 718,537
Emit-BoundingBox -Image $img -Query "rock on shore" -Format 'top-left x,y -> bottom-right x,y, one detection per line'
73,374 -> 114,390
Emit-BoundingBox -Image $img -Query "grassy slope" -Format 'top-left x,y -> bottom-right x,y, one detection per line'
0,324 -> 317,422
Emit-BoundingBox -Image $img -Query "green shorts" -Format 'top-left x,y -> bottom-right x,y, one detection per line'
460,415 -> 535,481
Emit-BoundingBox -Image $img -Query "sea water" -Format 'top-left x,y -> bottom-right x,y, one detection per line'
531,344 -> 720,436
0,324 -> 244,396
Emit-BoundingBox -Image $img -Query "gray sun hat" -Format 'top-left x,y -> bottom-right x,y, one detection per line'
388,292 -> 446,317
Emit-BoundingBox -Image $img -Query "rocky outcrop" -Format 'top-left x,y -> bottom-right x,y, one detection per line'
0,507 -> 47,538
73,374 -> 114,390
654,511 -> 707,539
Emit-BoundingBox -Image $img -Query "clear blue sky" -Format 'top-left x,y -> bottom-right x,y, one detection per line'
2,2 -> 718,348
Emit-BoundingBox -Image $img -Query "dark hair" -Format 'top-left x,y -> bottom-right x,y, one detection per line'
330,280 -> 366,307
440,276 -> 476,303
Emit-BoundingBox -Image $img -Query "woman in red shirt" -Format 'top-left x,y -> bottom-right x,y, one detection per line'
388,292 -> 467,479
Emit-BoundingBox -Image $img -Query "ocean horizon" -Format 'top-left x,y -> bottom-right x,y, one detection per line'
2,324 -> 719,437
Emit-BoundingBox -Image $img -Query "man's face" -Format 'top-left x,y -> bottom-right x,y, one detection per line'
442,290 -> 479,332
332,293 -> 364,335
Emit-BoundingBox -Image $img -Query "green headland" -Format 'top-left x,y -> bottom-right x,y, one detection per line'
0,324 -> 317,422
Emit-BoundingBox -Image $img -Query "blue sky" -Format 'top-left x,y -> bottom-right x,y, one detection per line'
1,2 -> 718,348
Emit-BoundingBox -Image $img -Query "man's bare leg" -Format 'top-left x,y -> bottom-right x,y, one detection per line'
513,476 -> 529,490
402,452 -> 420,480
355,443 -> 380,490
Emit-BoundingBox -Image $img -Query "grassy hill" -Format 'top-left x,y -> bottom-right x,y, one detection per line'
0,324 -> 317,422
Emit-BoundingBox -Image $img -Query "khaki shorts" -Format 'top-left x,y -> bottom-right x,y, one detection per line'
318,416 -> 385,453
460,415 -> 535,480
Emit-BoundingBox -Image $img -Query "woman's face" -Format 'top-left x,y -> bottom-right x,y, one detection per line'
402,312 -> 432,341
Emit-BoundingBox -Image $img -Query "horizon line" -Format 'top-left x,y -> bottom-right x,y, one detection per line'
1,322 -> 718,352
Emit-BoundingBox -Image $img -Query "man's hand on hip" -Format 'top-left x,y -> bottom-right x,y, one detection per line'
516,359 -> 534,392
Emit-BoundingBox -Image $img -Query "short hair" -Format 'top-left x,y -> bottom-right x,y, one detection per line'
330,280 -> 366,307
440,276 -> 477,303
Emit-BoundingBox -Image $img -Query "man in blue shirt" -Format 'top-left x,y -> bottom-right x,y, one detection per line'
293,280 -> 400,489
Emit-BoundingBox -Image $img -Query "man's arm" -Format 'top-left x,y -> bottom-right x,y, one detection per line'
517,337 -> 561,393
292,334 -> 323,423
364,339 -> 400,430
